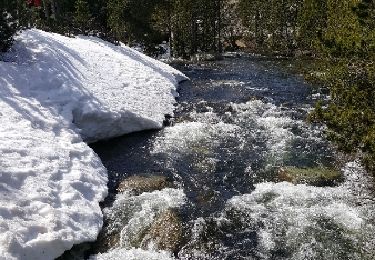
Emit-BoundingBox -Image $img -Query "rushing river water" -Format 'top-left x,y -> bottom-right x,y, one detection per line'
70,57 -> 375,260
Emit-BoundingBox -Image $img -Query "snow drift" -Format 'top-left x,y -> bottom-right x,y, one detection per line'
0,29 -> 186,260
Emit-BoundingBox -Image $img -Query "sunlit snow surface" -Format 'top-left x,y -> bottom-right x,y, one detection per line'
0,29 -> 185,259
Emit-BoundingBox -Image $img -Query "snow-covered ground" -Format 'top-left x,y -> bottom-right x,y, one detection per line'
0,29 -> 186,260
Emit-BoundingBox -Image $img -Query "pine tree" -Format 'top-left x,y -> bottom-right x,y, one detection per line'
107,0 -> 128,41
0,0 -> 22,53
354,0 -> 375,57
297,0 -> 328,53
0,11 -> 14,52
74,0 -> 92,33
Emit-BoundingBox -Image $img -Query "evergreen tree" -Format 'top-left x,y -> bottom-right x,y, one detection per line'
354,0 -> 375,57
306,0 -> 375,172
323,0 -> 363,57
0,0 -> 23,52
297,0 -> 328,53
91,0 -> 109,32
107,0 -> 128,41
74,0 -> 92,33
0,10 -> 15,52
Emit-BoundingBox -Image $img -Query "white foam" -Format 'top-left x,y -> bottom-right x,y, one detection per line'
231,100 -> 299,158
226,162 -> 375,259
90,248 -> 175,260
104,188 -> 186,250
151,121 -> 240,155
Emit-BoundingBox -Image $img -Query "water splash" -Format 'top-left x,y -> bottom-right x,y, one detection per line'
102,188 -> 186,249
225,162 -> 375,259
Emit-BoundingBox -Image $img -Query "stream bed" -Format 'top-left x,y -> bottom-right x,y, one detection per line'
86,58 -> 375,260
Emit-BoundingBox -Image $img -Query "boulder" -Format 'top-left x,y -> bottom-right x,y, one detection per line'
95,176 -> 176,254
278,166 -> 343,187
143,209 -> 183,253
117,176 -> 173,194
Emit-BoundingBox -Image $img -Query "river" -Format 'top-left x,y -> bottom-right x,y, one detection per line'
63,57 -> 375,260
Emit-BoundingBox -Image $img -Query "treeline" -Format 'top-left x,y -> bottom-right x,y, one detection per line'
1,1 -> 375,58
238,0 -> 302,55
106,0 -> 225,57
8,1 -> 372,57
0,0 -> 228,57
238,0 -> 375,58
301,0 -> 375,171
279,0 -> 375,171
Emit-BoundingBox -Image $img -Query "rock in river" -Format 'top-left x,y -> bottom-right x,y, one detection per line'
278,166 -> 343,187
117,176 -> 174,194
142,209 -> 183,253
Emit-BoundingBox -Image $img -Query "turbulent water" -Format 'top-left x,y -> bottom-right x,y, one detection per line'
88,58 -> 375,260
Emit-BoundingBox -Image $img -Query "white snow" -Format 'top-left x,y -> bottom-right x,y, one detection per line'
0,29 -> 186,260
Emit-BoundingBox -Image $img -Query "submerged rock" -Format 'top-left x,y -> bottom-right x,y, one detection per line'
93,177 -> 177,254
94,231 -> 121,254
142,209 -> 183,253
117,176 -> 173,194
278,166 -> 343,186
177,217 -> 233,259
163,114 -> 174,127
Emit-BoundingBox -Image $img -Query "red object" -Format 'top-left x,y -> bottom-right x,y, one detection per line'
27,0 -> 41,7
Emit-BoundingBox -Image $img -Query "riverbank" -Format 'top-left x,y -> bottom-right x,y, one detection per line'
0,29 -> 186,260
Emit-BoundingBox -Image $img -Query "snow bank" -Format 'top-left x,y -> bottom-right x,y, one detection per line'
0,29 -> 186,260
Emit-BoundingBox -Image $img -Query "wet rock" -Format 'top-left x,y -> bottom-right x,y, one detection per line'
193,157 -> 217,174
117,176 -> 173,194
93,230 -> 120,254
142,209 -> 183,253
56,242 -> 92,260
177,217 -> 236,259
224,104 -> 235,114
278,166 -> 343,187
195,189 -> 217,208
163,114 -> 174,127
96,180 -> 180,254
